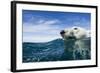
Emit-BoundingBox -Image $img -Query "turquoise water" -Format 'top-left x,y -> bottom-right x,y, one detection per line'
23,38 -> 91,63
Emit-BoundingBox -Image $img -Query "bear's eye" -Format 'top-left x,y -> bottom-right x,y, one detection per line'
74,28 -> 78,30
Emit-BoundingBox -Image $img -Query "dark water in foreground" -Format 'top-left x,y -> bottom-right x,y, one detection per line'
23,38 -> 91,63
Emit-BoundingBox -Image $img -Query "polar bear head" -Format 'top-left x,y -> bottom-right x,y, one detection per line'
60,27 -> 87,40
60,27 -> 90,60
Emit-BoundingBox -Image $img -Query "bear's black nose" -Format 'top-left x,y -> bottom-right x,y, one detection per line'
60,30 -> 65,34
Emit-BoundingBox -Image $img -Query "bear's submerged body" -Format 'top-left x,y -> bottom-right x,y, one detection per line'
63,38 -> 91,60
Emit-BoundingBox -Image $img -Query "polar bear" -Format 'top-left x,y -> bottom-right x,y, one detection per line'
60,26 -> 90,60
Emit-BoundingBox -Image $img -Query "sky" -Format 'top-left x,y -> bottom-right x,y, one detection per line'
22,10 -> 91,42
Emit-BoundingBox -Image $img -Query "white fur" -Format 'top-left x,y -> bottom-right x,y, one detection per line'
63,26 -> 87,40
61,26 -> 90,59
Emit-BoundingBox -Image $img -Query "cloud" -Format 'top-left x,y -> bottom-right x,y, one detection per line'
23,19 -> 62,42
23,19 -> 61,32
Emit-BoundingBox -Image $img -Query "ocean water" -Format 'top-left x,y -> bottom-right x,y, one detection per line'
23,38 -> 91,63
